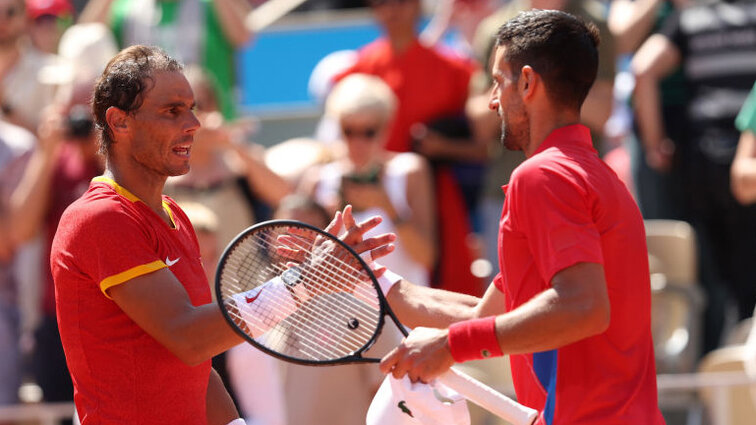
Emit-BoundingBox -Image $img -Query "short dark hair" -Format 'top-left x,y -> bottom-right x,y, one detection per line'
495,9 -> 600,110
92,45 -> 183,156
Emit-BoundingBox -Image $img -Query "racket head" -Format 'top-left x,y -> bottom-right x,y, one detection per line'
215,219 -> 392,366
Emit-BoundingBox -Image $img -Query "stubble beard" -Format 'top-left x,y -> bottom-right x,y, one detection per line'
499,106 -> 528,152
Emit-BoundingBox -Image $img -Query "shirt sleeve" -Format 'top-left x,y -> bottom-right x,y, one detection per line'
736,82 -> 756,133
509,161 -> 604,284
72,204 -> 167,297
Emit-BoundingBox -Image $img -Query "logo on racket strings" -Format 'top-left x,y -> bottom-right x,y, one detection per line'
245,290 -> 262,304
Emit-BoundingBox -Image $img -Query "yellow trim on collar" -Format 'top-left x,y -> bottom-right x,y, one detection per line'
93,176 -> 177,229
92,176 -> 141,203
99,260 -> 168,299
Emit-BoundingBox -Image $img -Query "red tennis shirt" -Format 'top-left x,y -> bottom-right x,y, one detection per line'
50,177 -> 212,424
494,125 -> 664,424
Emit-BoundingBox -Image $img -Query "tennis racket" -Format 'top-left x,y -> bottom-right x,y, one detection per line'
215,220 -> 538,425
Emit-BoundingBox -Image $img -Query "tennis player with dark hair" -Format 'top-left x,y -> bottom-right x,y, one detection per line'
372,10 -> 665,424
50,45 -> 394,425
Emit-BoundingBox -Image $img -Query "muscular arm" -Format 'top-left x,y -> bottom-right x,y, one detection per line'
386,279 -> 481,329
487,262 -> 610,355
109,268 -> 244,366
206,368 -> 240,425
381,262 -> 611,381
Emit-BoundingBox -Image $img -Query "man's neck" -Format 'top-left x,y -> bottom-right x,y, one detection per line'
525,110 -> 581,157
104,166 -> 168,216
387,31 -> 416,53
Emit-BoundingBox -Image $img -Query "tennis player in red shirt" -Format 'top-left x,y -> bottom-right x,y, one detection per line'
50,45 -> 394,425
374,10 -> 665,424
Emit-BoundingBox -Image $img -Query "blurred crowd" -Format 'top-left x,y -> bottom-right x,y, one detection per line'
0,0 -> 755,424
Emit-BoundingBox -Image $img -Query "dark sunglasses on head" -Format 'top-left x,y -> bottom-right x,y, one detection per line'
343,126 -> 379,140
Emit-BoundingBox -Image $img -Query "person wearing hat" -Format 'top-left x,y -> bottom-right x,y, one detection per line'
26,0 -> 74,54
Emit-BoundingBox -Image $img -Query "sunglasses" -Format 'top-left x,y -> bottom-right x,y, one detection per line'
342,126 -> 380,140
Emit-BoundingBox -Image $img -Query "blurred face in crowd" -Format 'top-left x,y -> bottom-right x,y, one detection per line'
28,13 -> 70,54
369,0 -> 420,38
489,45 -> 529,152
0,0 -> 26,48
340,111 -> 387,171
117,71 -> 200,178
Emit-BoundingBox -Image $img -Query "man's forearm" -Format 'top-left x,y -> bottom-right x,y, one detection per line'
386,280 -> 480,329
206,368 -> 240,425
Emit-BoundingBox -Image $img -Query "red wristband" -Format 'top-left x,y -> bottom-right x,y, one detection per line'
448,316 -> 503,363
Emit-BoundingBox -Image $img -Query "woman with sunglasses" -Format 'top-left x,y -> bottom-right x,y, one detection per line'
300,73 -> 437,289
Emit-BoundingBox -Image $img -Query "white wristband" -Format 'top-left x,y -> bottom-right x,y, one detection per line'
230,274 -> 307,337
374,262 -> 403,295
226,419 -> 247,425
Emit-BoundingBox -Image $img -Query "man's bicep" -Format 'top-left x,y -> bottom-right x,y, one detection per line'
550,262 -> 611,330
109,268 -> 196,346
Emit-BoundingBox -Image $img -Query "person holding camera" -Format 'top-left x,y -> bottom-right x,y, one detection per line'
300,73 -> 436,288
11,78 -> 104,409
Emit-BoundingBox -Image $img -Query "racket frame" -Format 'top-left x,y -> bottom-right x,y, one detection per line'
215,219 -> 405,366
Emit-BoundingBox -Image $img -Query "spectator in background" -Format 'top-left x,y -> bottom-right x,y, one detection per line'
731,81 -> 756,205
0,0 -> 57,132
79,0 -> 253,119
632,0 -> 756,353
9,22 -> 115,412
299,73 -> 437,287
609,0 -> 690,220
25,0 -> 74,54
0,117 -> 35,406
335,0 -> 483,296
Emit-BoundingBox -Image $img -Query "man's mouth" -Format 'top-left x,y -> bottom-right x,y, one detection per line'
172,143 -> 192,157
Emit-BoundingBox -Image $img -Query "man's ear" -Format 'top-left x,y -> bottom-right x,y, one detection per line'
519,66 -> 539,101
105,106 -> 129,138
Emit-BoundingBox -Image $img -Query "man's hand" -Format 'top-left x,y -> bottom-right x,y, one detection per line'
380,327 -> 455,383
326,205 -> 396,277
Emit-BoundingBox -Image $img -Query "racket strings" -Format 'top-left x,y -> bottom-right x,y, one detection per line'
240,234 -> 381,324
218,226 -> 383,361
222,249 -> 375,353
245,232 -> 379,316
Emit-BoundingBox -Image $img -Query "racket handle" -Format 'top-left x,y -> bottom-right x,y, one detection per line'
438,367 -> 538,425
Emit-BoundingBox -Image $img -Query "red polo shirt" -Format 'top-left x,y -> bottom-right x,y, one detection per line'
495,125 -> 664,424
51,177 -> 211,424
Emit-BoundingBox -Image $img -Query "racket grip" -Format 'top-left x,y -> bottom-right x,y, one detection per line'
438,367 -> 538,425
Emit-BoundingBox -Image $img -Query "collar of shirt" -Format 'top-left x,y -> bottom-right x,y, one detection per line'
500,123 -> 593,194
